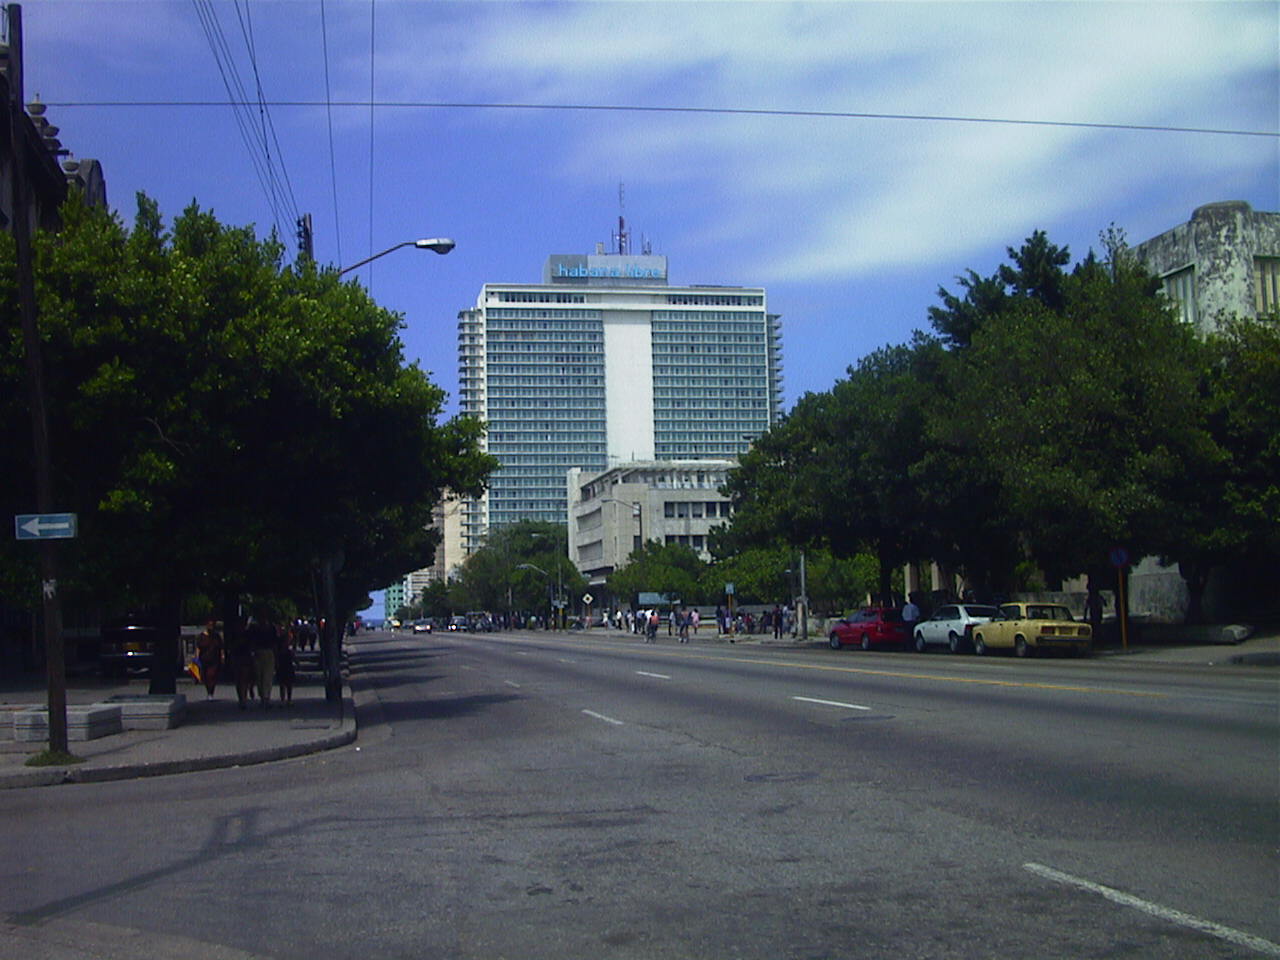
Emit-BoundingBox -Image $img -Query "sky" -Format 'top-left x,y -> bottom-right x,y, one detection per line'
22,0 -> 1280,616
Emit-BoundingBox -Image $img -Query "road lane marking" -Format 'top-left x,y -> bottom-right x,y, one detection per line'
503,680 -> 521,688
582,709 -> 624,726
1024,863 -> 1280,956
636,671 -> 671,680
472,634 -> 1174,699
792,696 -> 871,711
557,658 -> 577,664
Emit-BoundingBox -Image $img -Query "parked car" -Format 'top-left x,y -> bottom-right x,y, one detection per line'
411,619 -> 432,635
828,607 -> 908,650
970,602 -> 1092,657
912,603 -> 1002,653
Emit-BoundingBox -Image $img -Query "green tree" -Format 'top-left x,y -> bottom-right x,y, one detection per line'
940,241 -> 1218,593
607,541 -> 707,607
0,194 -> 494,667
1167,316 -> 1280,620
448,521 -> 585,622
724,338 -> 939,600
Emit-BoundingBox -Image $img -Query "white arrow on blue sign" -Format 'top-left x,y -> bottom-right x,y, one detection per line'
14,513 -> 78,540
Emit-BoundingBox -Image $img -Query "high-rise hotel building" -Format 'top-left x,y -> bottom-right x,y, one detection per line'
457,249 -> 782,550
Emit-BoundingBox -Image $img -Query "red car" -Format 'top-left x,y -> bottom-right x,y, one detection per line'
828,607 -> 909,650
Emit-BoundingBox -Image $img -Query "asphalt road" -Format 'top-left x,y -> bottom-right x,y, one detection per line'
2,629 -> 1276,960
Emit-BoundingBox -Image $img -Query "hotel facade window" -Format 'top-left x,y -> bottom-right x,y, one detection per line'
458,250 -> 782,552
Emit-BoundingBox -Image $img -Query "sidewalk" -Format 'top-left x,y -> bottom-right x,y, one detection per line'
0,654 -> 356,790
594,623 -> 1280,666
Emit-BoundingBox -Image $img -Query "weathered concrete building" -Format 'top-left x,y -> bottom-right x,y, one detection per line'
568,459 -> 736,587
1134,201 -> 1280,333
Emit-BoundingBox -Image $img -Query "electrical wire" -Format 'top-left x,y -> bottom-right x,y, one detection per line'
190,0 -> 299,238
37,98 -> 1279,139
320,0 -> 342,268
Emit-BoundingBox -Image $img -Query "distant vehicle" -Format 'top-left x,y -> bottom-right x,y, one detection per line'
912,603 -> 1001,653
411,619 -> 432,634
387,618 -> 402,630
828,607 -> 908,650
447,616 -> 468,632
970,602 -> 1092,657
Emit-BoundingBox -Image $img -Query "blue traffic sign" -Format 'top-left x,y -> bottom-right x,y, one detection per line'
14,513 -> 78,540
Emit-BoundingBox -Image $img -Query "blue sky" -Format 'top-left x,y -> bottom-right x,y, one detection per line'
24,1 -> 1280,615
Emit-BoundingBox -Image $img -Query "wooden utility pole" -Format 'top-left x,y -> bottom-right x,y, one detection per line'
7,3 -> 69,754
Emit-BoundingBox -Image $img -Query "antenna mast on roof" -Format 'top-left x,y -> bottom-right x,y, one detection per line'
614,182 -> 630,255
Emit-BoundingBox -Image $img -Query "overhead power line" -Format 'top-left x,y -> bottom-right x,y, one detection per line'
37,98 -> 1279,138
189,0 -> 299,238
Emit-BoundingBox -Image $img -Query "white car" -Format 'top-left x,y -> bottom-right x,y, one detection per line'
912,603 -> 1001,653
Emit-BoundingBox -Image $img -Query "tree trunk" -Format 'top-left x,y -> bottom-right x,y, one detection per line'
1181,561 -> 1210,625
148,593 -> 182,695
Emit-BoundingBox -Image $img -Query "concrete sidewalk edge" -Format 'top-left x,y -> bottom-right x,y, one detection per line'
0,687 -> 358,791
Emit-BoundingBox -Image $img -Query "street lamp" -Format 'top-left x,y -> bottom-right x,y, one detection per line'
600,498 -> 643,567
517,562 -> 562,630
337,237 -> 455,276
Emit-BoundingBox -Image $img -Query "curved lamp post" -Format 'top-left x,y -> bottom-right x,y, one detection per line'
516,562 -> 562,630
338,237 -> 455,276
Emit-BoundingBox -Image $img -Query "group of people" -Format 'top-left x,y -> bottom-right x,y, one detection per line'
194,615 -> 314,710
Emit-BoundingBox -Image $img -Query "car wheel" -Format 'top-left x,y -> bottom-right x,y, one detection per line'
948,631 -> 961,654
860,633 -> 871,651
1015,636 -> 1030,658
829,632 -> 841,650
914,631 -> 926,653
973,633 -> 986,656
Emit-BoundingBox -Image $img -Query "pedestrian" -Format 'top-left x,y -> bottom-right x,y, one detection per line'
647,609 -> 659,643
902,596 -> 921,630
691,609 -> 700,635
246,615 -> 277,709
195,619 -> 224,700
678,608 -> 689,643
228,622 -> 255,710
772,605 -> 783,639
275,630 -> 295,707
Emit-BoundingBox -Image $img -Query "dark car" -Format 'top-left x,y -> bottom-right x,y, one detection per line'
828,607 -> 909,650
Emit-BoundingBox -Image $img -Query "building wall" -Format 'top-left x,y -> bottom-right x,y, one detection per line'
569,459 -> 736,586
459,251 -> 780,548
1135,201 -> 1280,332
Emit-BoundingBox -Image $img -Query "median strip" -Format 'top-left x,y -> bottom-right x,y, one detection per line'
1024,862 -> 1280,956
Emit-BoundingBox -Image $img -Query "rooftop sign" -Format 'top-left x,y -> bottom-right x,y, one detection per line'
544,254 -> 668,286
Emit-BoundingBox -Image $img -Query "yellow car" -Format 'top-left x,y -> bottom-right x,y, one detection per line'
970,602 -> 1091,657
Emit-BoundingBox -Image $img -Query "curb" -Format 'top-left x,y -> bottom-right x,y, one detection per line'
0,689 -> 357,790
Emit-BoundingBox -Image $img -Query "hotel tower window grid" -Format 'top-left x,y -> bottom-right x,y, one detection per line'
458,253 -> 783,550
482,313 -> 607,528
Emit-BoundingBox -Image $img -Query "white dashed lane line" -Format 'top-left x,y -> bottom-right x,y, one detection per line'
582,709 -> 625,726
503,680 -> 521,688
1024,863 -> 1280,957
636,671 -> 671,680
792,696 -> 871,712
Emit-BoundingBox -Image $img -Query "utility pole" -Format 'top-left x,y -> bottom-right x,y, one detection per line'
6,4 -> 69,755
295,213 -> 313,260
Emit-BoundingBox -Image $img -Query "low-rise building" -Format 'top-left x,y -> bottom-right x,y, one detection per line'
568,459 -> 736,586
1134,200 -> 1280,332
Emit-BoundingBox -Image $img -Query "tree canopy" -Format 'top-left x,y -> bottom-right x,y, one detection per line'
0,193 -> 494,622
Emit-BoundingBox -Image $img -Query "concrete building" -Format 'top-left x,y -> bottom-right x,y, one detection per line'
382,496 -> 466,619
458,246 -> 781,551
1134,201 -> 1280,333
568,459 -> 736,586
